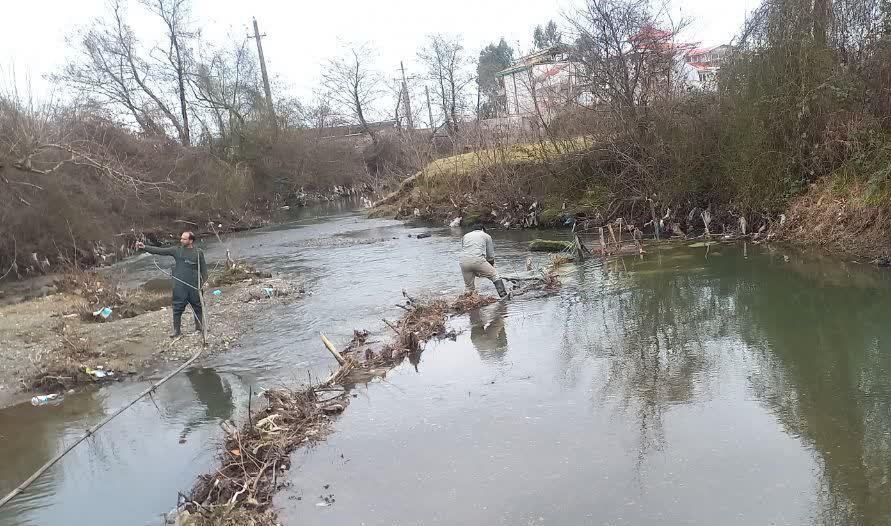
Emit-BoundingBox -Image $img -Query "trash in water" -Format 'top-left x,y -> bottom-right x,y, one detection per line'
31,393 -> 62,406
449,217 -> 462,227
316,493 -> 336,507
212,289 -> 222,296
262,287 -> 275,298
85,366 -> 114,380
92,306 -> 113,319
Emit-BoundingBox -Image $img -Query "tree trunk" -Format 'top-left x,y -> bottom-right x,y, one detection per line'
813,0 -> 830,48
172,34 -> 191,146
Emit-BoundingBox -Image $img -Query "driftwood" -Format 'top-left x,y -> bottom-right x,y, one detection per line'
373,172 -> 420,208
320,333 -> 346,365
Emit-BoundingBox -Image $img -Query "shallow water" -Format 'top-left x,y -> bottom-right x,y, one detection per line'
2,208 -> 891,525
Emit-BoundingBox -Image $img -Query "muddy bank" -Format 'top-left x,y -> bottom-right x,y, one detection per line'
781,178 -> 891,263
0,269 -> 303,409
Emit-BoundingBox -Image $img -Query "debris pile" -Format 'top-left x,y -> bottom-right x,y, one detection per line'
183,281 -> 560,525
187,387 -> 347,520
209,261 -> 271,287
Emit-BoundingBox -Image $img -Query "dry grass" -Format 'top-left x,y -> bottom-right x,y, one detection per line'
209,261 -> 271,288
54,269 -> 170,322
421,136 -> 592,184
27,321 -> 102,392
783,176 -> 891,261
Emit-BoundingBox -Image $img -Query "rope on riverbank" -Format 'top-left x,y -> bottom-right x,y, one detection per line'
0,347 -> 204,509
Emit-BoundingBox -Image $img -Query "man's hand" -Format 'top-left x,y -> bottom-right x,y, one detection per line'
135,241 -> 145,250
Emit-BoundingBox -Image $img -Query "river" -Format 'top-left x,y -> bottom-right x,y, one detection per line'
1,205 -> 890,525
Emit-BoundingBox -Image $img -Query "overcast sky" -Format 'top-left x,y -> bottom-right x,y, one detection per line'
2,0 -> 752,103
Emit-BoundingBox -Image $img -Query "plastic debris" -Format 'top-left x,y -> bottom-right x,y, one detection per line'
449,217 -> 462,227
92,306 -> 113,319
262,287 -> 275,298
85,366 -> 114,380
212,289 -> 222,296
31,393 -> 62,406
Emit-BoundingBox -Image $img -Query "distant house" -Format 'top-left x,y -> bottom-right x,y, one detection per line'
494,46 -> 585,124
626,25 -> 731,96
317,120 -> 397,140
682,45 -> 732,90
487,33 -> 730,132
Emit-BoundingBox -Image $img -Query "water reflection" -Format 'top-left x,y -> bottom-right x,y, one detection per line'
468,303 -> 508,362
179,368 -> 234,442
597,242 -> 891,525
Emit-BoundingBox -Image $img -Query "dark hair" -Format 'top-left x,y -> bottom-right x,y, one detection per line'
183,231 -> 195,241
471,223 -> 484,231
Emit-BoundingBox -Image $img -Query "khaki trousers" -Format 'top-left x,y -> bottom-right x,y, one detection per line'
459,256 -> 500,291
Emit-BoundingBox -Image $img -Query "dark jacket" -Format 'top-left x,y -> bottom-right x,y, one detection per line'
142,245 -> 208,292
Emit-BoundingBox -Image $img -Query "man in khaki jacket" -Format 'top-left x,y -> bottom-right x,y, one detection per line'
459,224 -> 509,298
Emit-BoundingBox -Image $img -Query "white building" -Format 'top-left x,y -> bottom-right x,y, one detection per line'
681,44 -> 733,90
495,46 -> 584,124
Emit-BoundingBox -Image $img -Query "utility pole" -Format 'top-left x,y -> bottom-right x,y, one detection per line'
425,85 -> 434,130
400,61 -> 414,129
252,17 -> 276,122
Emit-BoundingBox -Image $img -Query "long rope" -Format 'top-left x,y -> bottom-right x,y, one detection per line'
0,346 -> 204,509
1,243 -> 217,508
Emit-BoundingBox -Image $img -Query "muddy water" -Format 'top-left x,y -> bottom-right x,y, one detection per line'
3,209 -> 891,526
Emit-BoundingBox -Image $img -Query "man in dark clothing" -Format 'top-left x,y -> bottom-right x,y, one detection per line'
136,232 -> 208,337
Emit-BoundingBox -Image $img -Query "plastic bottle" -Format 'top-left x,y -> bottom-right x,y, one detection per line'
31,393 -> 62,406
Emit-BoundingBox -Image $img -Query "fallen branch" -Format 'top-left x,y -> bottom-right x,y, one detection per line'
320,333 -> 346,365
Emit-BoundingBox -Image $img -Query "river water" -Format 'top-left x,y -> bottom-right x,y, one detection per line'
2,206 -> 891,526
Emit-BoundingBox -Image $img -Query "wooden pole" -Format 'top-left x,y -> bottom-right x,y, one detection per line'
400,61 -> 414,129
252,17 -> 276,122
197,250 -> 207,346
425,85 -> 434,130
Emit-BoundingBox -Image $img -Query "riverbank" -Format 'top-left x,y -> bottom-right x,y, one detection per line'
371,145 -> 891,263
0,268 -> 304,409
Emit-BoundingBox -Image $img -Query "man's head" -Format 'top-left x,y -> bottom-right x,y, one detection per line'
471,223 -> 485,232
180,231 -> 195,247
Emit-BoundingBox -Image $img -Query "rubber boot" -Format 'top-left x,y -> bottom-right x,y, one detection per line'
170,315 -> 182,338
494,279 -> 510,300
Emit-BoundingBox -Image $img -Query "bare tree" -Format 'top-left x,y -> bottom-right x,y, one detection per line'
418,34 -> 472,135
189,38 -> 263,152
56,0 -> 194,145
139,0 -> 194,145
320,43 -> 382,141
567,0 -> 688,121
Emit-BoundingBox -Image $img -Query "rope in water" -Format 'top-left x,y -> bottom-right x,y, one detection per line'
0,242 -> 222,508
0,346 -> 204,509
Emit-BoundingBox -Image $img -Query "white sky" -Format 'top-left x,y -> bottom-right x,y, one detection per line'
1,0 -> 753,104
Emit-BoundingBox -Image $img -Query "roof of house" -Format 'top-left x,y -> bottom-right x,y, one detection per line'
496,45 -> 569,77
